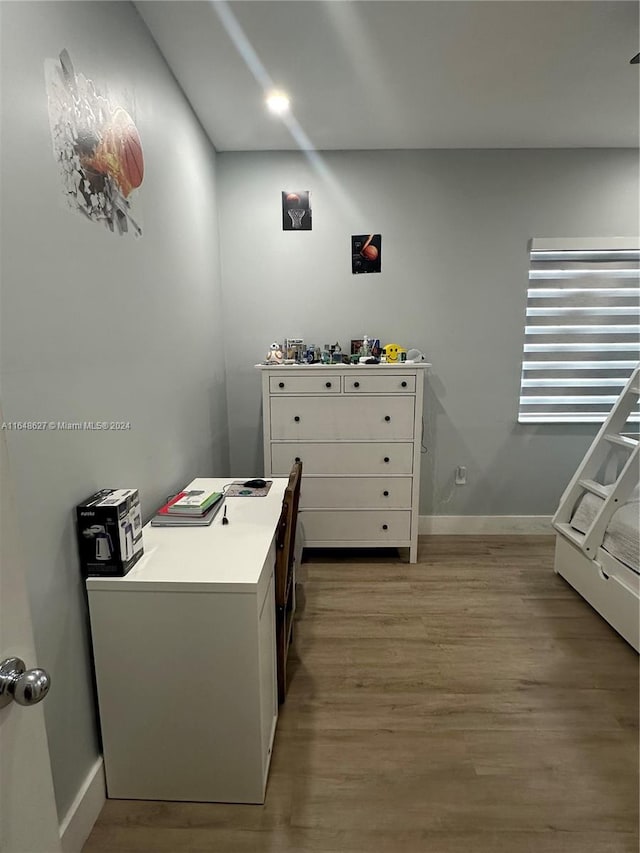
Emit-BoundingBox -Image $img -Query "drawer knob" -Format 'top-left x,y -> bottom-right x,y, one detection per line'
279,382 -> 285,388
382,524 -> 388,531
294,416 -> 301,422
325,381 -> 332,388
383,490 -> 389,497
385,415 -> 391,422
384,457 -> 390,463
401,381 -> 407,388
295,457 -> 301,463
354,381 -> 360,388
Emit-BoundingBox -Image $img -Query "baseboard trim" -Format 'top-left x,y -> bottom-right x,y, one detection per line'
59,757 -> 105,853
419,515 -> 553,535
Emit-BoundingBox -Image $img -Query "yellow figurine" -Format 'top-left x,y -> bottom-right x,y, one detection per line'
383,343 -> 407,363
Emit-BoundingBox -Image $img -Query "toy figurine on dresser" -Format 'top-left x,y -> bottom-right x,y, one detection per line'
383,343 -> 407,363
266,342 -> 283,364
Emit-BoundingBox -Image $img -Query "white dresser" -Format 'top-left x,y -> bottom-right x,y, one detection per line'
86,478 -> 285,804
259,364 -> 428,563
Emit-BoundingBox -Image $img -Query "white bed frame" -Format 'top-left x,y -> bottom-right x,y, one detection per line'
553,367 -> 639,651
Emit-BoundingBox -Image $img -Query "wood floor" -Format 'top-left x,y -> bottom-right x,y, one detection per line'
84,536 -> 639,853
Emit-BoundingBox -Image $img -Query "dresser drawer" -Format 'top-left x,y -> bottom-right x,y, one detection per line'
271,443 -> 414,475
300,477 -> 413,509
269,375 -> 341,394
343,374 -> 416,394
270,396 -> 415,440
301,510 -> 411,542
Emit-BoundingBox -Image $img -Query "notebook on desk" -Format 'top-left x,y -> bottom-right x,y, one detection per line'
150,496 -> 225,526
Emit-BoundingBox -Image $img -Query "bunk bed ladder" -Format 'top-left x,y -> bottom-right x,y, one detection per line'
553,367 -> 640,556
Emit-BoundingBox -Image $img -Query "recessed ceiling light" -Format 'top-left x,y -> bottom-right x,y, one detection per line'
266,91 -> 290,115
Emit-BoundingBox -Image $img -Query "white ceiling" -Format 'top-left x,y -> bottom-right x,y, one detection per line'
136,1 -> 640,151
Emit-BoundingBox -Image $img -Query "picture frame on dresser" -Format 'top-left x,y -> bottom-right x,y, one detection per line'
257,363 -> 429,563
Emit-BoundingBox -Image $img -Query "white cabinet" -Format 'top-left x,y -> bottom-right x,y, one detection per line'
260,365 -> 427,563
86,478 -> 285,804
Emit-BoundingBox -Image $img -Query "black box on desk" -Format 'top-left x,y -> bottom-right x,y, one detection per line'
76,489 -> 144,577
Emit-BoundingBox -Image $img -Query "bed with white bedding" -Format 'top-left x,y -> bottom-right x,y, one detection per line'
553,368 -> 640,651
570,485 -> 639,575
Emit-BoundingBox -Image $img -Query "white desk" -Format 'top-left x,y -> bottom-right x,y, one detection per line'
86,478 -> 286,804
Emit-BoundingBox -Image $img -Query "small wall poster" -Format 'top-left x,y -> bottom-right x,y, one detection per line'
282,191 -> 312,230
352,234 -> 382,274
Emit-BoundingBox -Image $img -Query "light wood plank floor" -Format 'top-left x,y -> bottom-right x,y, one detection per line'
84,536 -> 639,852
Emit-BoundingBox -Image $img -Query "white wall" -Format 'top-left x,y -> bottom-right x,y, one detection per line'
0,1 -> 229,819
217,149 -> 639,515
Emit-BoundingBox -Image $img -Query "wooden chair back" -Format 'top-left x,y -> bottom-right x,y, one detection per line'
275,460 -> 302,607
274,460 -> 302,703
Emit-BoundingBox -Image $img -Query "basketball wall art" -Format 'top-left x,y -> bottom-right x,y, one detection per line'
282,191 -> 312,231
352,234 -> 382,274
45,49 -> 144,237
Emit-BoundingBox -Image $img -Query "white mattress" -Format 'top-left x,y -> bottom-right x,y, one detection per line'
571,484 -> 640,574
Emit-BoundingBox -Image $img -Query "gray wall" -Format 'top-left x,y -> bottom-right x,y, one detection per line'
1,0 -> 637,822
217,149 -> 638,515
0,1 -> 229,818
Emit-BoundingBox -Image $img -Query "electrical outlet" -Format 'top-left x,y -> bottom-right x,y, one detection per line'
455,465 -> 467,485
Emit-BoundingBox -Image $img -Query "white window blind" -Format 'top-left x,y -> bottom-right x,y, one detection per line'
519,238 -> 640,423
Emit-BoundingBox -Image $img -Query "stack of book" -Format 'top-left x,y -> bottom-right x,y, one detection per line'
151,488 -> 224,527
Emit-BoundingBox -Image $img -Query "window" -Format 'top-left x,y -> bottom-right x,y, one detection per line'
518,238 -> 639,423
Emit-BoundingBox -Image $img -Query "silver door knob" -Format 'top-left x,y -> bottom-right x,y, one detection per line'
0,657 -> 51,709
